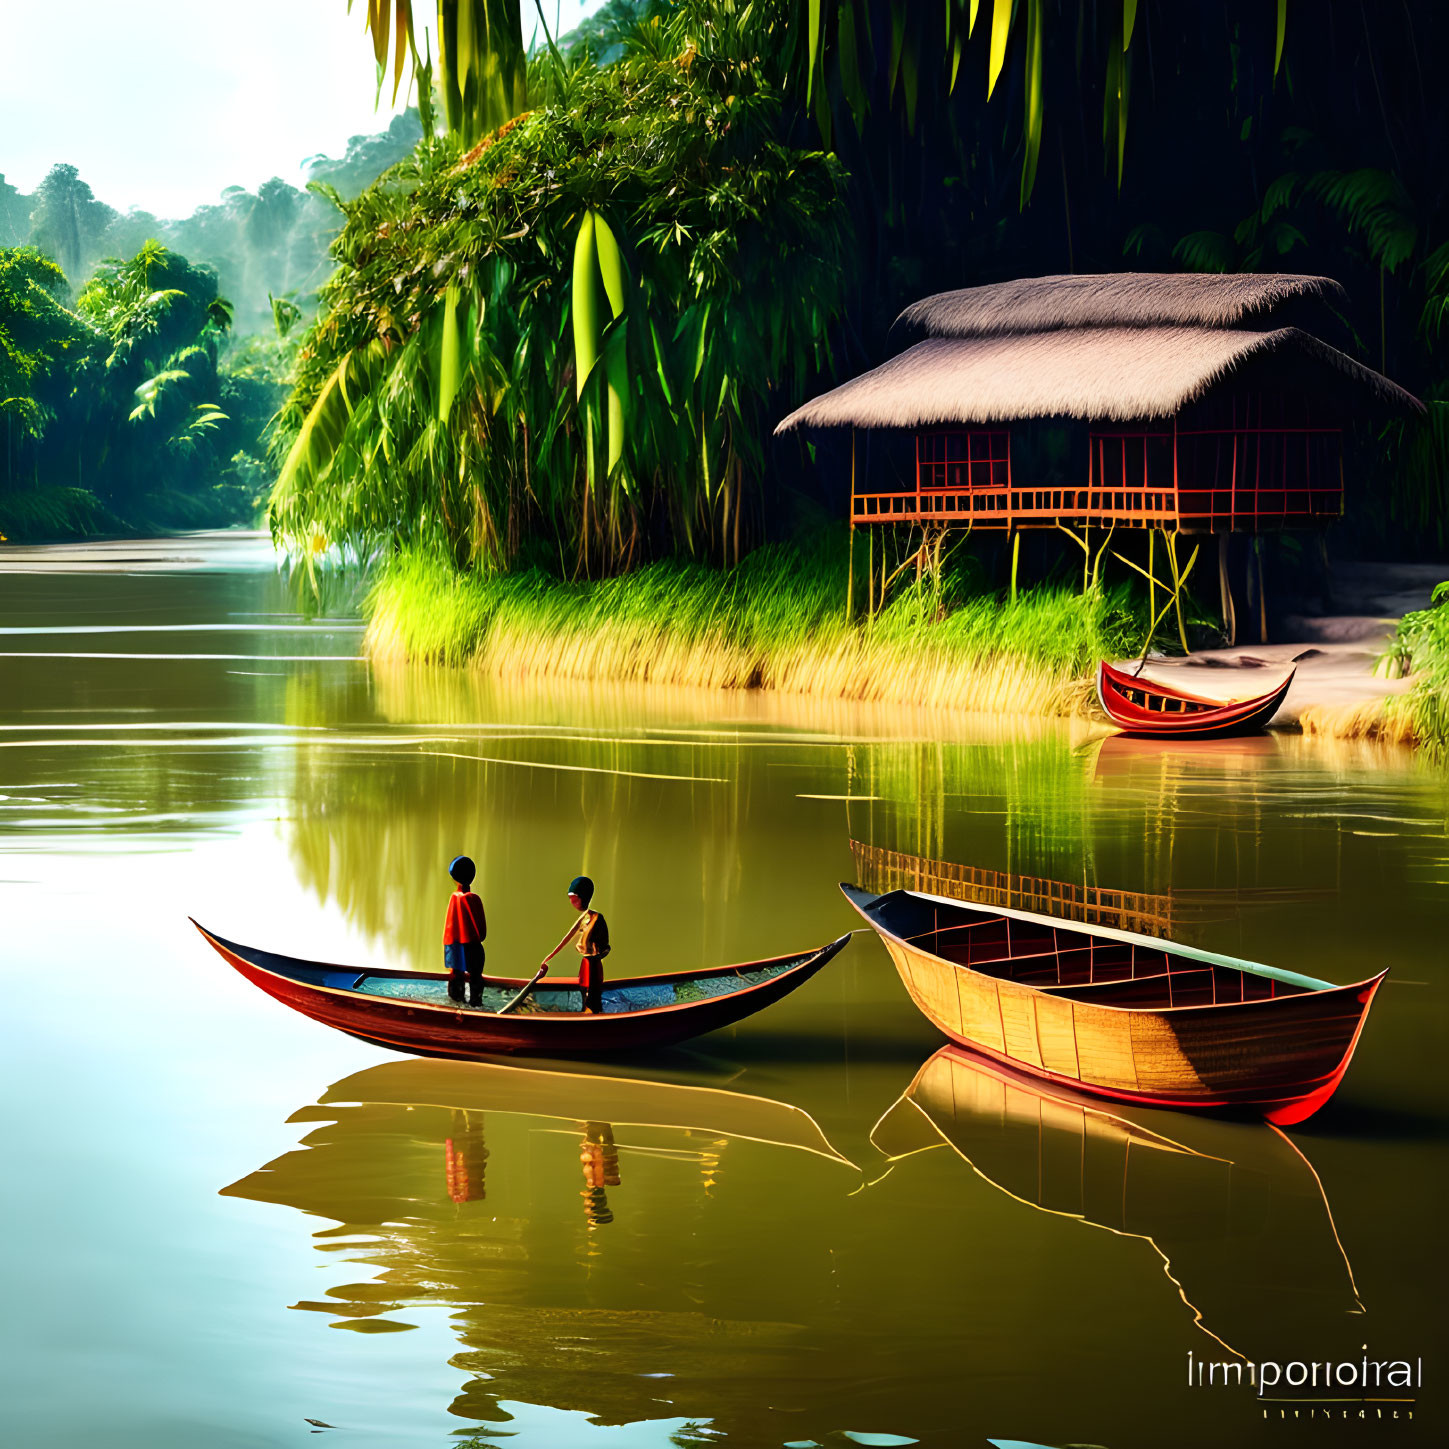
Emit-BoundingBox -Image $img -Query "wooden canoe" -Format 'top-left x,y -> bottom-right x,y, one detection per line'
192,919 -> 850,1058
1096,659 -> 1294,737
841,883 -> 1385,1124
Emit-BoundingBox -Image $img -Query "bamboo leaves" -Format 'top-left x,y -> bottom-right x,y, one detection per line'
573,210 -> 631,483
1020,0 -> 1044,209
986,0 -> 1012,99
571,211 -> 600,400
437,285 -> 462,420
353,1 -> 526,146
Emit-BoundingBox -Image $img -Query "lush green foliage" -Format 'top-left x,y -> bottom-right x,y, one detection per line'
9,117 -> 422,338
0,241 -> 276,536
273,2 -> 851,573
365,535 -> 1137,713
1386,583 -> 1449,750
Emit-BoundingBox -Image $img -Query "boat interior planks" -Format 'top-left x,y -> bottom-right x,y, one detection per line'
843,883 -> 1384,1123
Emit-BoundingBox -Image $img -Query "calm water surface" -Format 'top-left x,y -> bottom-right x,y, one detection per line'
2,532 -> 1446,1449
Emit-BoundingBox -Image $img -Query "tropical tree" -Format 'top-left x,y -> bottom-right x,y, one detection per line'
27,164 -> 116,282
273,3 -> 851,572
0,176 -> 30,249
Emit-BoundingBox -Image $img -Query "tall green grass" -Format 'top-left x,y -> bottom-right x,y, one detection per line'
364,538 -> 1138,717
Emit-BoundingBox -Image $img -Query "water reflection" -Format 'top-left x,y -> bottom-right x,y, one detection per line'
850,839 -> 1333,940
872,1047 -> 1365,1363
222,1058 -> 860,1438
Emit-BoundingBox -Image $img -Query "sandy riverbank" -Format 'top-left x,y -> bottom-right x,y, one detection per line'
1123,561 -> 1446,741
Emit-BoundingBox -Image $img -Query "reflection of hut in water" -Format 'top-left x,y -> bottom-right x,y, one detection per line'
851,838 -> 1180,938
778,274 -> 1421,642
872,1047 -> 1364,1363
849,839 -> 1330,939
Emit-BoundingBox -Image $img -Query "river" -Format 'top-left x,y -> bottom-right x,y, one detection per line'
2,531 -> 1445,1449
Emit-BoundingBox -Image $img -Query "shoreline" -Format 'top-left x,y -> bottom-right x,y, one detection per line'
1123,561 -> 1446,745
366,555 -> 1447,747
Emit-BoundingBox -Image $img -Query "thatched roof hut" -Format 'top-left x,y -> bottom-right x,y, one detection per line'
893,271 -> 1347,338
776,272 -> 1421,538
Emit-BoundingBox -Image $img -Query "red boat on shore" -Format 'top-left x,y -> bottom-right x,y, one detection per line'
192,920 -> 849,1058
1096,659 -> 1295,737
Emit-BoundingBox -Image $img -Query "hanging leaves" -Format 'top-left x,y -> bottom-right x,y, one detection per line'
1020,0 -> 1045,209
987,0 -> 1013,99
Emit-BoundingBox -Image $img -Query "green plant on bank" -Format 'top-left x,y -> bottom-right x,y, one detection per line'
1384,583 -> 1449,750
272,3 -> 852,573
362,537 -> 1138,714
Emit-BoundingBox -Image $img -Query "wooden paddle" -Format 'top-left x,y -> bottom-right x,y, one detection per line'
495,907 -> 594,1015
497,966 -> 548,1015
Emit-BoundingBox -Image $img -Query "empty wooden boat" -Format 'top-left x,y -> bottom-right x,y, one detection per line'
841,884 -> 1385,1124
1096,659 -> 1294,737
192,919 -> 849,1058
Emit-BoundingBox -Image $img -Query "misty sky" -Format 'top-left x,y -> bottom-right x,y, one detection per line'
0,1 -> 599,218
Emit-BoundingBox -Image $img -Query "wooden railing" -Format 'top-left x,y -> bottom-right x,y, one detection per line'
850,485 -> 1182,530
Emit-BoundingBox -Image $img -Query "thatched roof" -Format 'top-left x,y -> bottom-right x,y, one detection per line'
774,326 -> 1422,432
894,272 -> 1347,338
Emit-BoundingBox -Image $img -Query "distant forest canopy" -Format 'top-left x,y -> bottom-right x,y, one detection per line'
0,111 -> 422,335
271,0 -> 1449,578
0,111 -> 423,539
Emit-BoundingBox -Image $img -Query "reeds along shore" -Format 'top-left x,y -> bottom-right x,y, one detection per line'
362,546 -> 1447,744
362,546 -> 1136,719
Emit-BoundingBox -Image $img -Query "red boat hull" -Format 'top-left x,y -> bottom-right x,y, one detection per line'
192,921 -> 849,1058
1096,659 -> 1294,738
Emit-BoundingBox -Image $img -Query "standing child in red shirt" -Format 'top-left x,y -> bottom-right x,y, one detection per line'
443,855 -> 487,1006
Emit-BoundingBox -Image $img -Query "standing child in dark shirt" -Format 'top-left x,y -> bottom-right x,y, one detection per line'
537,874 -> 610,1013
443,855 -> 487,1006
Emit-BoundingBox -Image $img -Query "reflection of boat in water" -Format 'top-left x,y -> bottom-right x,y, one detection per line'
873,1047 -> 1364,1359
1090,729 -> 1286,780
192,919 -> 849,1058
221,1058 -> 859,1433
1096,660 -> 1295,738
843,884 -> 1385,1122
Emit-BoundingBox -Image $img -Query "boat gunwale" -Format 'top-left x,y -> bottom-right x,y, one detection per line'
841,884 -> 1390,1011
191,919 -> 848,1024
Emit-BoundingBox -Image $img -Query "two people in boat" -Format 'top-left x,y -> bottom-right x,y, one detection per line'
443,861 -> 609,1013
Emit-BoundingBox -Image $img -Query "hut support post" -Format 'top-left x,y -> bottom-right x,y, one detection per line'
1164,530 -> 1200,655
1218,533 -> 1237,646
1010,530 -> 1020,605
1148,530 -> 1157,633
846,428 -> 856,622
1253,536 -> 1268,644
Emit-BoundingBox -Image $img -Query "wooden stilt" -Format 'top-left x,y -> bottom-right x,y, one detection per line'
1148,529 -> 1157,634
1218,532 -> 1236,646
846,429 -> 856,622
1254,535 -> 1268,644
1166,530 -> 1191,655
1010,530 -> 1020,605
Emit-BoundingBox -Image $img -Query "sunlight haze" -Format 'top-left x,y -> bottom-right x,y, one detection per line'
0,1 -> 599,217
